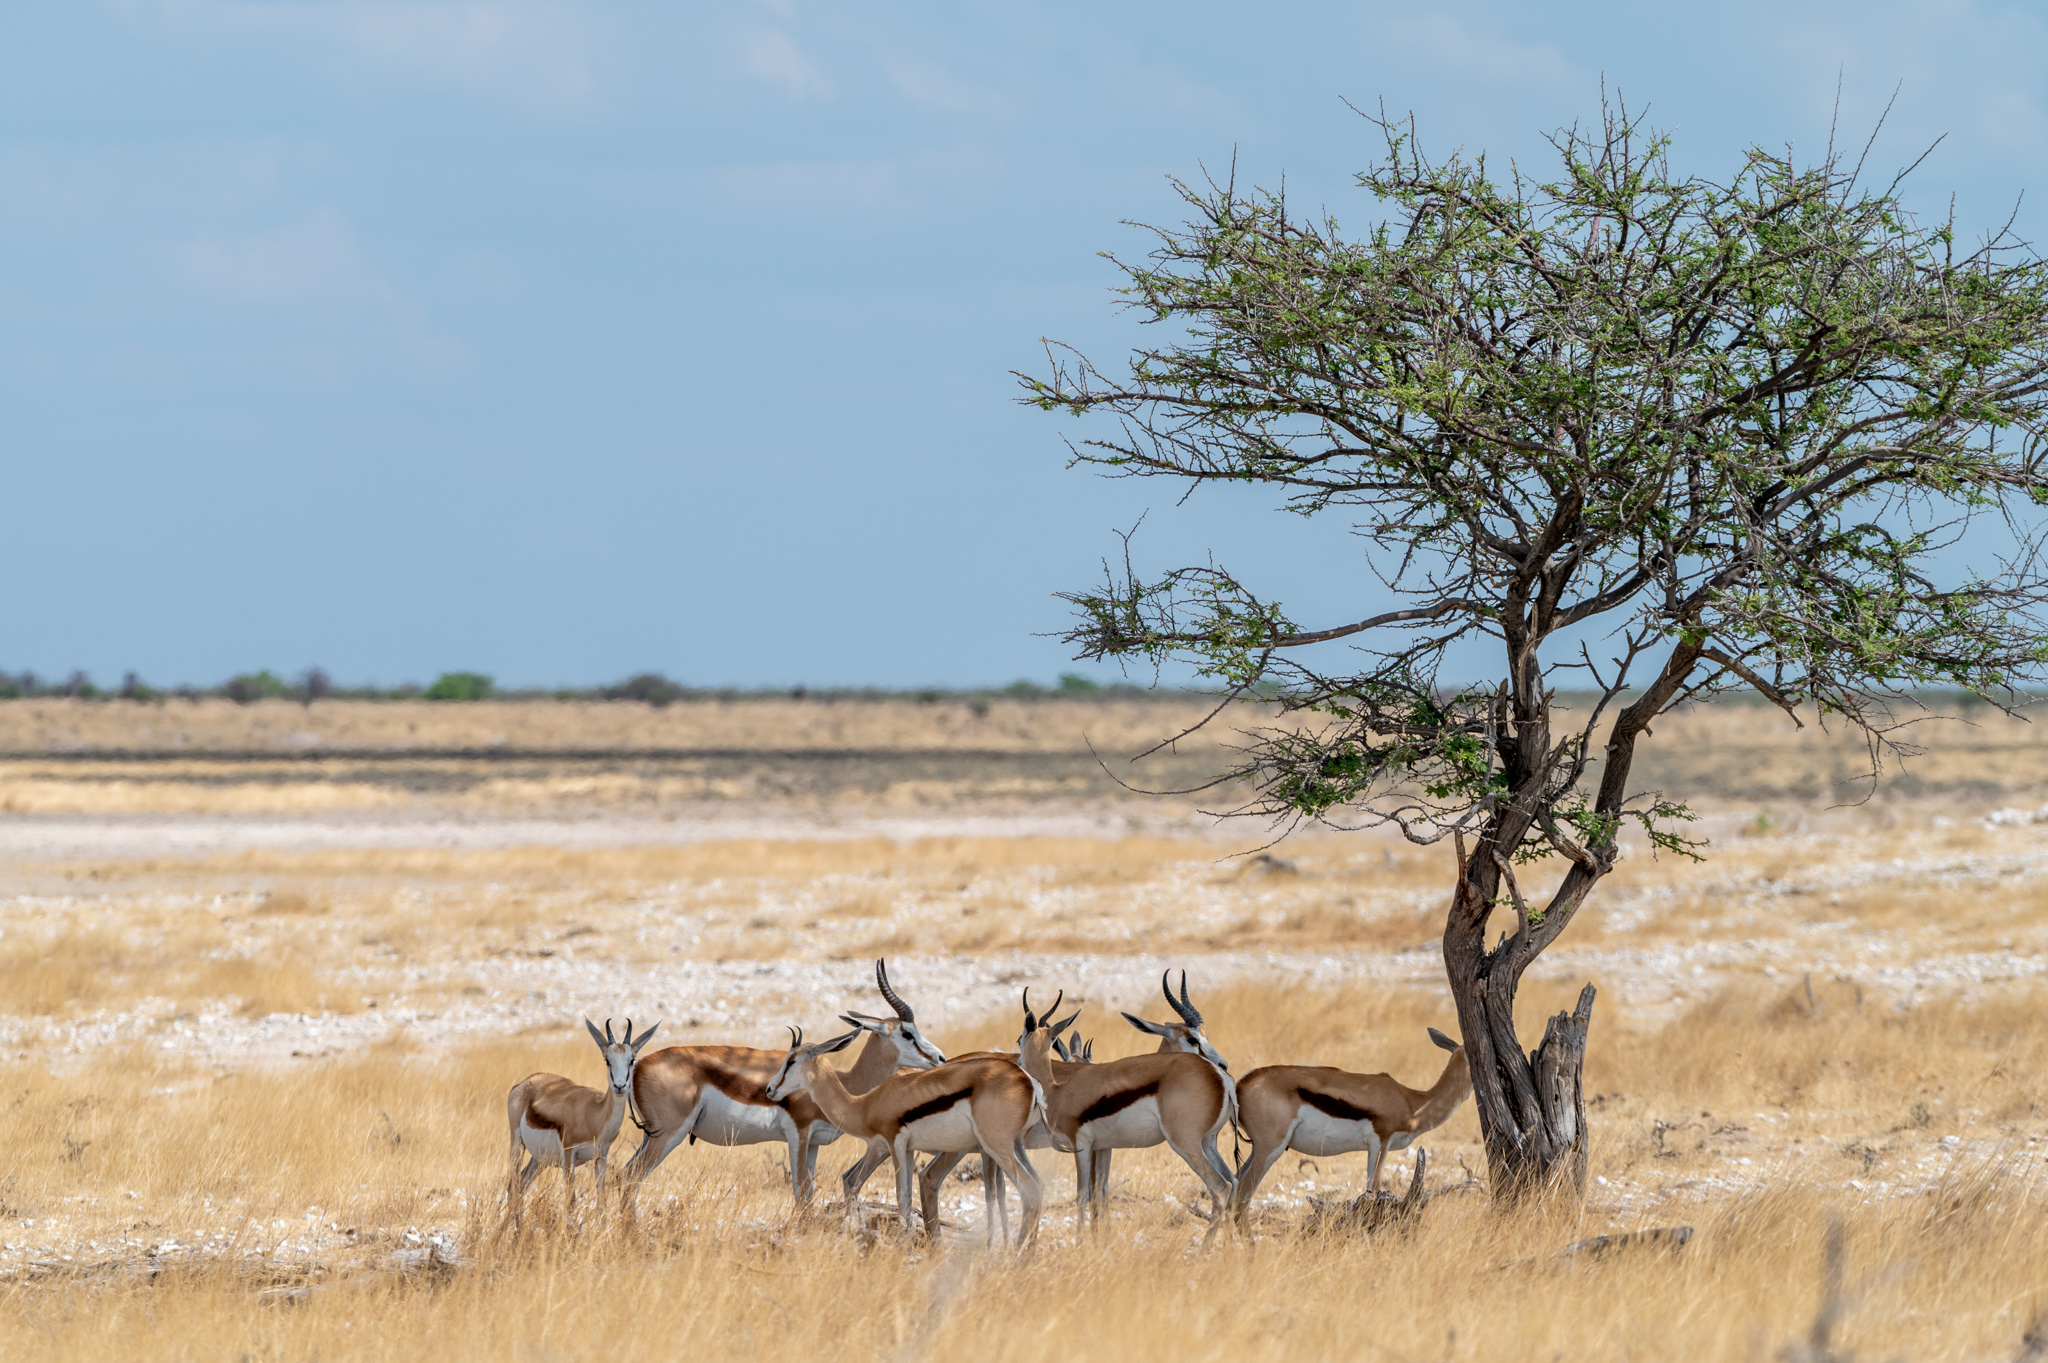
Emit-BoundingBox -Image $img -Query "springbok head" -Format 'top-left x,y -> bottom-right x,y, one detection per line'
766,1024 -> 861,1102
1121,970 -> 1230,1072
584,1016 -> 660,1094
1016,988 -> 1081,1062
839,958 -> 948,1069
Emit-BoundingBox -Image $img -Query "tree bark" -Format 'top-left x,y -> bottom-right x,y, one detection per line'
1444,868 -> 1597,1200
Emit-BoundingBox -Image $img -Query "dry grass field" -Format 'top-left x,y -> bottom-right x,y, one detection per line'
5,697 -> 2048,1359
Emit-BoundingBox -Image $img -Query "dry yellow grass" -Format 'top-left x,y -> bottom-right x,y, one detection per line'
3,975 -> 2046,1361
9,713 -> 2048,1358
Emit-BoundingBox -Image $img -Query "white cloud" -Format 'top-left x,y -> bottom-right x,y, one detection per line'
120,0 -> 625,117
876,48 -> 1007,118
702,148 -> 1000,223
178,208 -> 469,377
1369,11 -> 1580,99
1765,0 -> 2048,174
742,29 -> 831,100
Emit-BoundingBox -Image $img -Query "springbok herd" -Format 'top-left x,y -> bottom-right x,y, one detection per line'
507,960 -> 1473,1246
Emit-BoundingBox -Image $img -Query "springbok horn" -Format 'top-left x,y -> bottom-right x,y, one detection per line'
1178,971 -> 1204,1029
876,958 -> 916,1023
604,1017 -> 616,1044
1022,988 -> 1038,1033
1161,971 -> 1198,1028
1045,989 -> 1063,1025
786,1025 -> 801,1050
622,1018 -> 634,1047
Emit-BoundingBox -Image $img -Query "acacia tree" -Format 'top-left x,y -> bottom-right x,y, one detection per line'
1022,106 -> 2048,1197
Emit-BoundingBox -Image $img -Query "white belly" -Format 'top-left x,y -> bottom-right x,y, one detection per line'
1289,1111 -> 1381,1160
689,1088 -> 798,1147
902,1101 -> 979,1154
1080,1096 -> 1165,1151
518,1122 -> 594,1165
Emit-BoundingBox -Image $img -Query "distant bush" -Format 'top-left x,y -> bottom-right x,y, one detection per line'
423,671 -> 494,702
1057,672 -> 1102,695
603,673 -> 688,707
223,670 -> 288,704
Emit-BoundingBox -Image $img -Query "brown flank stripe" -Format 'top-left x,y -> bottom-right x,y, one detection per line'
900,1088 -> 973,1126
1079,1080 -> 1160,1125
1300,1088 -> 1375,1124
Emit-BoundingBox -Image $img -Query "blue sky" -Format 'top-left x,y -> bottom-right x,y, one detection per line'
4,2 -> 2045,689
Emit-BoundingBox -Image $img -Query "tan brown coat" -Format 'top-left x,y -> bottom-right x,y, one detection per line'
1231,1028 -> 1470,1223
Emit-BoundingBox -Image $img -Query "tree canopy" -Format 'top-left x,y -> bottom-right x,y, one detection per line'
1023,103 -> 2048,1192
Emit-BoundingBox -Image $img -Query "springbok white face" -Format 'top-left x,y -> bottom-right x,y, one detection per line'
859,957 -> 946,1067
1120,970 -> 1230,1072
843,1002 -> 946,1064
842,1012 -> 947,1069
585,1016 -> 659,1093
766,1026 -> 859,1102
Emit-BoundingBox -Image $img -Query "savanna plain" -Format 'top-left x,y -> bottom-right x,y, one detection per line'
5,696 -> 2048,1361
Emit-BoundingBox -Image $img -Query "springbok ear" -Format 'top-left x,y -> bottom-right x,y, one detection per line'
584,1017 -> 607,1048
1428,1027 -> 1460,1052
1120,1011 -> 1172,1038
812,1027 -> 862,1056
1050,1008 -> 1082,1037
839,1014 -> 886,1035
632,1021 -> 660,1052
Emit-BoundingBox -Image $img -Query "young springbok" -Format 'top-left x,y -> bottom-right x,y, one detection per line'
620,959 -> 946,1207
1015,991 -> 1237,1243
767,1024 -> 1047,1248
1230,1027 -> 1470,1225
507,1017 -> 658,1229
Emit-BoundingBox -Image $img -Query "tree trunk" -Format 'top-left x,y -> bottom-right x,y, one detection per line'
1444,874 -> 1596,1200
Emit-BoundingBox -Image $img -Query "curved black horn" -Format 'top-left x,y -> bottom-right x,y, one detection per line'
1022,988 -> 1038,1032
622,1018 -> 635,1046
786,1025 -> 802,1050
1162,971 -> 1199,1028
604,1017 -> 616,1044
876,958 -> 916,1023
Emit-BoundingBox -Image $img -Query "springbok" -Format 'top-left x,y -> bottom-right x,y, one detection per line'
897,1020 -> 1102,1242
1230,1027 -> 1471,1225
507,1017 -> 658,1229
767,1024 -> 1046,1247
1122,970 -> 1232,1072
912,973 -> 1225,1235
621,959 -> 946,1206
1015,990 -> 1237,1243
